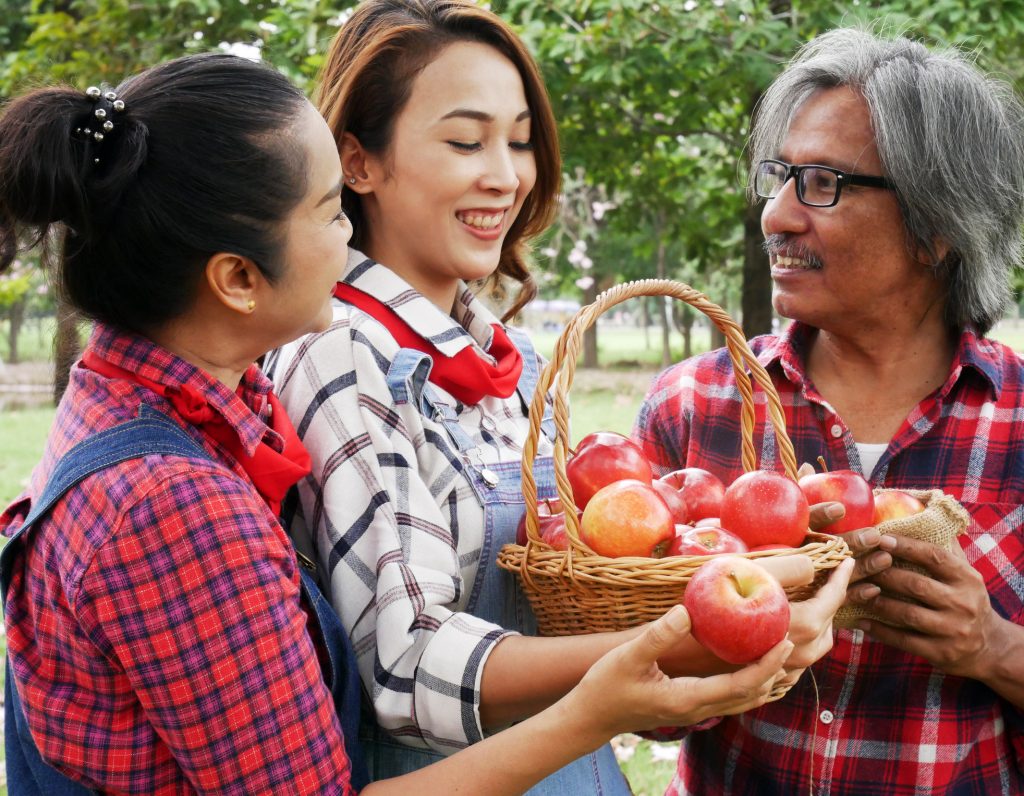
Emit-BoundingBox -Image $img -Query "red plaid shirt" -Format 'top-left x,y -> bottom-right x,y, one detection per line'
1,324 -> 355,795
634,321 -> 1024,795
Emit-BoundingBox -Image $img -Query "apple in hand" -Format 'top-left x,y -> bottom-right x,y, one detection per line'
683,555 -> 791,664
659,467 -> 726,522
695,517 -> 722,528
666,525 -> 749,557
721,470 -> 810,548
580,479 -> 674,557
872,489 -> 925,523
798,469 -> 875,533
567,431 -> 654,510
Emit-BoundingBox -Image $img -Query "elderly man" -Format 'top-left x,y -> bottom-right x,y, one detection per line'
635,28 -> 1024,795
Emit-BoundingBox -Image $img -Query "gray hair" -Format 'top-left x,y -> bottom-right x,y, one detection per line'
749,27 -> 1024,335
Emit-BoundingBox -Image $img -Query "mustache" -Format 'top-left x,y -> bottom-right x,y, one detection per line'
762,234 -> 824,269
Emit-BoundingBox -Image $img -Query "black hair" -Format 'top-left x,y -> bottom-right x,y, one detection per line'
0,53 -> 309,334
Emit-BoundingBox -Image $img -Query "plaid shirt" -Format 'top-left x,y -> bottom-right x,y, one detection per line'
1,324 -> 354,795
266,251 -> 551,754
634,321 -> 1024,795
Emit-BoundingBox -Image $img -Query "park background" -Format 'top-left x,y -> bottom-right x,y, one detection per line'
3,0 -> 1024,792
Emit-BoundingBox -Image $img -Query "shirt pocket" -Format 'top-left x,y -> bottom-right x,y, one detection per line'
958,500 -> 1024,623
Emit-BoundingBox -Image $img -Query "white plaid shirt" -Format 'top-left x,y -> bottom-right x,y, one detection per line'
267,251 -> 553,754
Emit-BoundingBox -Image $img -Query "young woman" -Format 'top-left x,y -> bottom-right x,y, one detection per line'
267,0 -> 854,790
0,52 -> 807,796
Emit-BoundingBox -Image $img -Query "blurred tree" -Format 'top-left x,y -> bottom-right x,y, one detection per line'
1,0 -> 357,399
503,0 -> 1024,362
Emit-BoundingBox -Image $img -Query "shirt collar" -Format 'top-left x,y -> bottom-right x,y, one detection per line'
88,323 -> 276,455
755,320 -> 1003,399
341,248 -> 502,360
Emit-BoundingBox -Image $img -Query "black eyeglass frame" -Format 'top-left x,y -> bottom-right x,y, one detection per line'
754,158 -> 896,208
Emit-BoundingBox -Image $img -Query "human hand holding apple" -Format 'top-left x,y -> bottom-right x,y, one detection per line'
683,555 -> 791,664
798,468 -> 875,533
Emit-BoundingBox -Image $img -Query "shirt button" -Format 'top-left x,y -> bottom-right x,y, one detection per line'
829,424 -> 843,438
820,709 -> 835,725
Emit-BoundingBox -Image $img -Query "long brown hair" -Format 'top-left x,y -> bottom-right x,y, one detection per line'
318,0 -> 560,321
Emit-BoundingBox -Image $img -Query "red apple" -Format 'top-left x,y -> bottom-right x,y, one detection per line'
567,432 -> 654,510
720,471 -> 810,548
540,516 -> 571,551
666,525 -> 749,557
872,489 -> 925,523
683,555 -> 791,664
750,543 -> 793,552
580,479 -> 674,557
659,467 -> 726,522
515,498 -> 566,545
798,470 -> 875,533
695,516 -> 722,528
651,479 -> 691,524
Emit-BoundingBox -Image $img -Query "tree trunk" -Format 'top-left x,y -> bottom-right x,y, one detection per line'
641,297 -> 651,350
741,201 -> 773,338
655,219 -> 672,368
676,303 -> 693,360
7,298 -> 26,364
53,297 -> 81,404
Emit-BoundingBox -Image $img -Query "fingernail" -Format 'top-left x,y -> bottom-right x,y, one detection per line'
666,604 -> 689,632
859,584 -> 881,600
857,529 -> 881,547
825,503 -> 844,520
878,534 -> 897,551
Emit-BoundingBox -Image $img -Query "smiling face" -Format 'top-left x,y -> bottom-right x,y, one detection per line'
356,40 -> 537,310
269,101 -> 352,344
761,85 -> 946,333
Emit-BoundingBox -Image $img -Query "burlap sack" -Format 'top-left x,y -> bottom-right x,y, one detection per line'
834,488 -> 969,628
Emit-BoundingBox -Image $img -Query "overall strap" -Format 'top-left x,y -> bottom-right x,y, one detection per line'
385,349 -> 477,453
505,327 -> 555,442
1,405 -> 205,599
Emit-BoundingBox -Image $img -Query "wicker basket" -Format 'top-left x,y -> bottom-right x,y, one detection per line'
834,488 -> 969,628
498,279 -> 850,649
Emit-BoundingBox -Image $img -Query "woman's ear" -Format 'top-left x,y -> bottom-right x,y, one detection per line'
204,252 -> 262,316
341,132 -> 373,193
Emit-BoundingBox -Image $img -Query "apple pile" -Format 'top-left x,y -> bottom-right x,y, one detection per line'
796,465 -> 926,529
515,431 -> 820,558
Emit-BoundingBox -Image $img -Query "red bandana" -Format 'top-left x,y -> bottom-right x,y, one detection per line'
81,349 -> 311,516
334,282 -> 523,406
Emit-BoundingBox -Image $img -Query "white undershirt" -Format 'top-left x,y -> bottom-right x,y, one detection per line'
856,442 -> 888,479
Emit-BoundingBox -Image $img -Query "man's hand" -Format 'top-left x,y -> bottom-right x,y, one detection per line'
849,535 -> 1001,679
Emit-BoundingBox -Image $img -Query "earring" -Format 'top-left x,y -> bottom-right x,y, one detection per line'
348,177 -> 357,184
247,299 -> 256,312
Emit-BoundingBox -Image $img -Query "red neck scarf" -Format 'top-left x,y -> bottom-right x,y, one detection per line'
81,348 -> 311,516
334,282 -> 523,406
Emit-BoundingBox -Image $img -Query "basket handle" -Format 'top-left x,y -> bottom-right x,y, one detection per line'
520,279 -> 797,554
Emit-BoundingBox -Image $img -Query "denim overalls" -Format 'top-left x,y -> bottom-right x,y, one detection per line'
0,404 -> 369,794
364,330 -> 629,794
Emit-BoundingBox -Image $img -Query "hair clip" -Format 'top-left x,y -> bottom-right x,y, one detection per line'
80,85 -> 126,157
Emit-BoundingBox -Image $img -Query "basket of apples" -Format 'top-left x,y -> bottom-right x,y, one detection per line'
497,279 -> 851,662
799,466 -> 970,628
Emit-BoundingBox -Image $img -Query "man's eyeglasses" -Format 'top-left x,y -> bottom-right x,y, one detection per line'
753,159 -> 896,208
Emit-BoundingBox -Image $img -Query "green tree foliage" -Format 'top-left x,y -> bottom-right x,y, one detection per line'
503,0 -> 1024,356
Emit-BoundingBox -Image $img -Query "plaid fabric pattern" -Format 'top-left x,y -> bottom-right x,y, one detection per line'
635,321 -> 1024,795
1,324 -> 354,795
267,251 -> 551,754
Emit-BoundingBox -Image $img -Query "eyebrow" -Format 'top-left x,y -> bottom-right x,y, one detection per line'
315,181 -> 343,208
438,108 -> 532,123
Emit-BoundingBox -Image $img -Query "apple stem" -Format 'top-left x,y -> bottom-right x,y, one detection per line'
817,455 -> 828,473
729,569 -> 747,597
